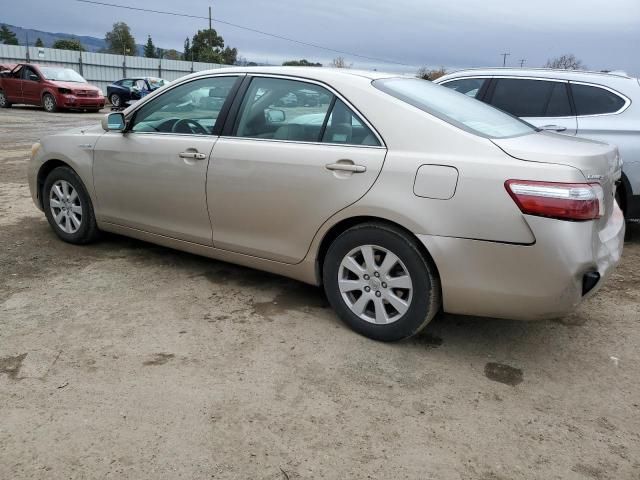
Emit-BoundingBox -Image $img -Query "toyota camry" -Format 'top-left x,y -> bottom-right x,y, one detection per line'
28,67 -> 625,341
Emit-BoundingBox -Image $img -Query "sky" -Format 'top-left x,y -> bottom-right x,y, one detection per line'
3,0 -> 640,75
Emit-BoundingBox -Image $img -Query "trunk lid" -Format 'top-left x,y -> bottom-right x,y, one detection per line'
492,131 -> 622,221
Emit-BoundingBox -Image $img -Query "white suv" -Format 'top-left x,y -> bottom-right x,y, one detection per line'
435,69 -> 640,219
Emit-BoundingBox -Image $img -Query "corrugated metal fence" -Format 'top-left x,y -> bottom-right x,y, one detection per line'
0,44 -> 224,95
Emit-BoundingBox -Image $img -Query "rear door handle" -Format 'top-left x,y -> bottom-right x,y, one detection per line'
540,125 -> 567,132
326,163 -> 366,173
179,151 -> 207,160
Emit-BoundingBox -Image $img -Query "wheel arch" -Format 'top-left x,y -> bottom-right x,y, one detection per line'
314,215 -> 441,286
618,170 -> 632,214
37,159 -> 75,209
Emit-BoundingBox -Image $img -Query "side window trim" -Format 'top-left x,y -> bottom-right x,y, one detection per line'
568,81 -> 630,117
221,73 -> 385,148
125,73 -> 245,136
317,96 -> 337,142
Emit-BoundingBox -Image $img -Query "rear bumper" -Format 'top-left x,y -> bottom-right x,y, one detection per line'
418,205 -> 625,321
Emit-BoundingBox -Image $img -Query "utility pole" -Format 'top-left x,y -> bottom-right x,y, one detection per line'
209,5 -> 213,50
519,59 -> 526,68
25,31 -> 30,63
500,52 -> 510,67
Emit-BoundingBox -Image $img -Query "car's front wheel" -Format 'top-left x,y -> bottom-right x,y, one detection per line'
0,90 -> 11,108
110,93 -> 121,108
43,93 -> 57,113
323,223 -> 441,342
43,166 -> 99,244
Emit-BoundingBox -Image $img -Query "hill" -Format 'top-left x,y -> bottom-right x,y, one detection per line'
2,23 -> 144,55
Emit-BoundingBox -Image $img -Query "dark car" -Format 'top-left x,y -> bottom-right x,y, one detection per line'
0,63 -> 105,112
107,77 -> 168,108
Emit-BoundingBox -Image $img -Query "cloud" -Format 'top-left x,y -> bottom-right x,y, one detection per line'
4,0 -> 639,74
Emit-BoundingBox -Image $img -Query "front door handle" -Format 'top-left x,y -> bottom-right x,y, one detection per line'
326,162 -> 366,173
179,151 -> 207,160
540,125 -> 568,132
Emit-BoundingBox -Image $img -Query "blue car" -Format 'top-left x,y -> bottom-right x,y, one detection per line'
107,77 -> 168,108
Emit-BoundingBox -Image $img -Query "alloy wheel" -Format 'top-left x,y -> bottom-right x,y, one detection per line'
110,94 -> 120,107
44,95 -> 55,112
338,244 -> 413,324
0,92 -> 6,107
49,180 -> 83,234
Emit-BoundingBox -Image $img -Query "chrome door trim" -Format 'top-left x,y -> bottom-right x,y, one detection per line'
216,135 -> 386,150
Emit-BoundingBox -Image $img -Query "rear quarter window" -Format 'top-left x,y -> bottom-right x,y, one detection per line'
570,83 -> 626,115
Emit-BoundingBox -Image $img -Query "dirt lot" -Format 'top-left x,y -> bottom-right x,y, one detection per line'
1,106 -> 639,480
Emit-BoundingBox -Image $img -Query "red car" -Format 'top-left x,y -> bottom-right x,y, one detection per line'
0,63 -> 105,112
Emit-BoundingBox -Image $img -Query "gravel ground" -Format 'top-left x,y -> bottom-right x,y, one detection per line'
1,106 -> 639,480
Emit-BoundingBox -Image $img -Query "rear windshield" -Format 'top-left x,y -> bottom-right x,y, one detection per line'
373,78 -> 535,139
40,67 -> 87,83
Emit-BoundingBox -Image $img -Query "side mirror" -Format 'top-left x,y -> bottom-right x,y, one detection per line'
102,112 -> 126,132
265,108 -> 286,124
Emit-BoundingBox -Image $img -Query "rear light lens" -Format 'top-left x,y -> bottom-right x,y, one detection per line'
505,180 -> 604,221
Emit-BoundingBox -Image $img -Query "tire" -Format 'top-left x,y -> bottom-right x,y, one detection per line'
323,223 -> 441,342
43,93 -> 57,113
110,93 -> 121,108
42,166 -> 99,244
0,90 -> 11,108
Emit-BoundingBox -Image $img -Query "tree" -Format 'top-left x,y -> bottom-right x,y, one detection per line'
282,59 -> 322,67
144,35 -> 157,58
52,39 -> 85,51
35,37 -> 44,47
331,57 -> 350,68
416,66 -> 447,81
163,49 -> 180,60
545,54 -> 585,70
182,37 -> 191,61
0,25 -> 18,45
105,22 -> 136,55
188,28 -> 237,65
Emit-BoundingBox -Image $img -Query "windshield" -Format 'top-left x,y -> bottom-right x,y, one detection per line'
373,78 -> 535,139
40,67 -> 87,83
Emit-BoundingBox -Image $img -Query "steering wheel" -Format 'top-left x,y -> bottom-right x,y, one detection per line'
171,118 -> 208,135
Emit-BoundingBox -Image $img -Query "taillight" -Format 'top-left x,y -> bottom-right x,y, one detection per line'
505,180 -> 604,221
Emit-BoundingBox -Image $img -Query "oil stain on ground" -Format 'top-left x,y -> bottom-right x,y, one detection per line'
0,353 -> 27,380
253,282 -> 329,319
142,353 -> 175,366
484,362 -> 523,386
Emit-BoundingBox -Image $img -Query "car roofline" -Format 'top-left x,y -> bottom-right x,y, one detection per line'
440,67 -> 633,80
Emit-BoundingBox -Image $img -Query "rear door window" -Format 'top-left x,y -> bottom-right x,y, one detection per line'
440,78 -> 486,98
489,78 -> 572,117
570,83 -> 626,115
321,99 -> 380,146
233,77 -> 333,142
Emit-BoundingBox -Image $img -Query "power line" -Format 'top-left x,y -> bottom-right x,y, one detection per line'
75,0 -> 415,67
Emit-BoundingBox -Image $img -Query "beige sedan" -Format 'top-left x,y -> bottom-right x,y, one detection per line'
28,67 -> 625,341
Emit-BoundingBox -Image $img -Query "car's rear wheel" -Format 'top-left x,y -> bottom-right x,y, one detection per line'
0,90 -> 11,108
110,93 -> 121,108
43,93 -> 57,113
43,166 -> 99,244
323,223 -> 441,342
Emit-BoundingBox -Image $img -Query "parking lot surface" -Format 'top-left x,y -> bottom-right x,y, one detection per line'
1,106 -> 639,480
